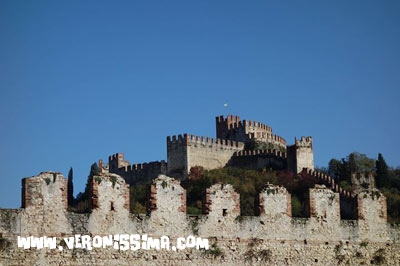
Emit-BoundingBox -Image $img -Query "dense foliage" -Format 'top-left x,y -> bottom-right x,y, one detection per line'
374,155 -> 400,224
319,152 -> 400,224
130,184 -> 147,214
181,167 -> 319,216
319,152 -> 376,188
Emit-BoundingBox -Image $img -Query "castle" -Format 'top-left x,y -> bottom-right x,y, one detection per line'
102,115 -> 314,184
0,115 -> 399,265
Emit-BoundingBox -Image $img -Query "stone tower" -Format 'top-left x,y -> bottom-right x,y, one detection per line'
287,136 -> 314,173
215,115 -> 286,150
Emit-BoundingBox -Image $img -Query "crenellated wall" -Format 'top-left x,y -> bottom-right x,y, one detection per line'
300,168 -> 354,198
259,184 -> 292,219
1,172 -> 397,240
215,115 -> 287,149
1,172 -> 399,265
357,189 -> 389,241
0,172 -> 72,236
228,149 -> 287,170
106,153 -> 167,185
102,116 -> 314,183
145,175 -> 190,237
87,173 -> 133,234
167,134 -> 245,179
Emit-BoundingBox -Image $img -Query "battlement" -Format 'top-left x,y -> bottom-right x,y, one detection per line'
22,171 -> 67,209
108,153 -> 130,172
216,115 -> 273,132
107,153 -> 167,185
228,149 -> 287,171
1,173 -> 398,265
233,149 -> 287,158
167,134 -> 245,148
216,115 -> 287,148
295,136 -> 313,149
259,184 -> 292,218
300,168 -> 354,198
247,132 -> 287,146
288,136 -> 314,173
167,134 -> 245,178
1,173 -> 396,243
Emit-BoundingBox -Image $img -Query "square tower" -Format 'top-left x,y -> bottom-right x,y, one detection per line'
287,137 -> 314,173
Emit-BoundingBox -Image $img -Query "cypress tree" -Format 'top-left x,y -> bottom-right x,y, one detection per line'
90,163 -> 100,177
67,167 -> 74,205
376,153 -> 390,188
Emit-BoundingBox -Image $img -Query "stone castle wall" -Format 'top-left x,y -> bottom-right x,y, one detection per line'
300,168 -> 354,198
0,172 -> 399,265
107,153 -> 167,185
228,149 -> 287,170
167,134 -> 244,179
100,115 -> 315,182
216,115 -> 286,149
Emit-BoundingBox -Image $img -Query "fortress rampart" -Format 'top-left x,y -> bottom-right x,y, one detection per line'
106,153 -> 167,185
0,172 -> 399,265
99,115 -> 314,183
227,149 -> 287,170
167,134 -> 245,178
216,115 -> 287,148
1,172 -> 398,240
300,168 -> 354,198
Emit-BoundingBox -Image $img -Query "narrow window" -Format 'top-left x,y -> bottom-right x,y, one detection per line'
222,209 -> 227,216
111,202 -> 115,211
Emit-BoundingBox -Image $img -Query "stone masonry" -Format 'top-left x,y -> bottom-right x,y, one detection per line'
0,172 -> 399,265
102,115 -> 315,181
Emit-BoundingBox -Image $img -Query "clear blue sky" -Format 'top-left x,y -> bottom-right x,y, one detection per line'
1,1 -> 399,208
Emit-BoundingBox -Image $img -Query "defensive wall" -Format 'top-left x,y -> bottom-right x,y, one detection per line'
300,168 -> 354,198
105,153 -> 167,185
0,172 -> 399,265
99,115 -> 315,182
167,134 -> 245,179
216,115 -> 287,149
300,168 -> 358,220
227,149 -> 287,171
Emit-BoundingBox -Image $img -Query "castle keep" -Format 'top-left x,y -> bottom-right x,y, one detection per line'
101,115 -> 314,183
0,115 -> 399,265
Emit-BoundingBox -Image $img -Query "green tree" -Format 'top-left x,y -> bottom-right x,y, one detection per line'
67,167 -> 74,205
130,184 -> 147,214
376,153 -> 390,188
291,195 -> 304,217
328,152 -> 375,186
347,152 -> 375,173
328,158 -> 350,183
90,163 -> 100,177
328,159 -> 343,180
